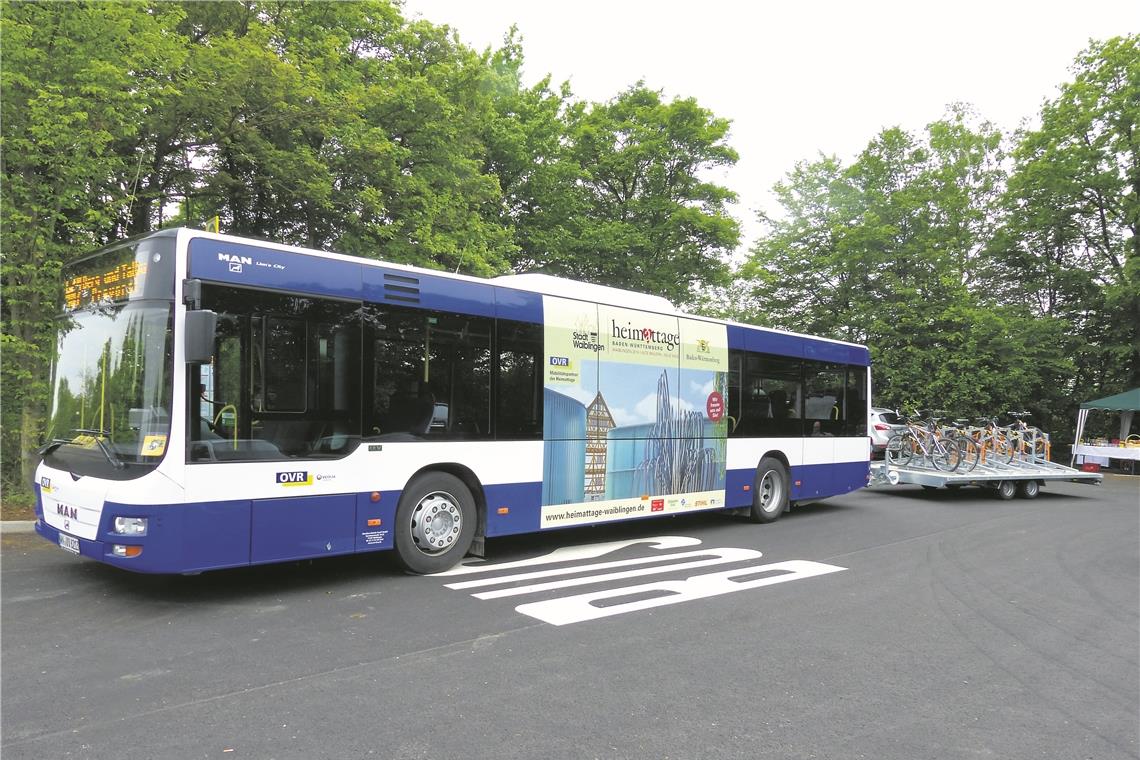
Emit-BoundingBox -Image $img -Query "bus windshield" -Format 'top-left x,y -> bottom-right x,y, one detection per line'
42,236 -> 176,478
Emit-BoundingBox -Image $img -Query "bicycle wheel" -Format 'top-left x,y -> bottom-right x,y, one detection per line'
886,433 -> 914,467
956,437 -> 980,473
990,434 -> 1015,465
931,436 -> 961,472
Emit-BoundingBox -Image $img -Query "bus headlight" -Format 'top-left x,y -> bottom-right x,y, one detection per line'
112,516 -> 148,536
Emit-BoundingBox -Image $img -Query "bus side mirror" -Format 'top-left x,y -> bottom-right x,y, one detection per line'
185,309 -> 218,363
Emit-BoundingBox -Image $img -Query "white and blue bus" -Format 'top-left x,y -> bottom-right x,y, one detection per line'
34,228 -> 871,574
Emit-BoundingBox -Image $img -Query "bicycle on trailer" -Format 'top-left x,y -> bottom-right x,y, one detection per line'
1008,411 -> 1050,463
885,410 -> 967,472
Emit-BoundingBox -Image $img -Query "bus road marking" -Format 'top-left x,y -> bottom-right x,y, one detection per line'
515,560 -> 846,626
460,547 -> 762,599
431,535 -> 701,577
437,537 -> 847,626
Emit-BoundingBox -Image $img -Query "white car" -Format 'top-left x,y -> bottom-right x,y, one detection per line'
870,407 -> 905,458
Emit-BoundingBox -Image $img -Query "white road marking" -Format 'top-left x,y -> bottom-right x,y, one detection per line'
432,535 -> 701,577
464,547 -> 763,599
437,536 -> 847,626
515,560 -> 847,626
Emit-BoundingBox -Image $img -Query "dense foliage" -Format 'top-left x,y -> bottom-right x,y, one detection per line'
1,0 -> 739,490
1,1 -> 1135,493
732,37 -> 1139,441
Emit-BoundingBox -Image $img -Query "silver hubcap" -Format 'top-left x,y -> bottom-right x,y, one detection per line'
758,471 -> 783,513
409,491 -> 462,555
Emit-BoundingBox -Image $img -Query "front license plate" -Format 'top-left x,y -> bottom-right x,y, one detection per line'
58,533 -> 80,554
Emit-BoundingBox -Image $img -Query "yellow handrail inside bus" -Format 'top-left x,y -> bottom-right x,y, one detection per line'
213,405 -> 238,450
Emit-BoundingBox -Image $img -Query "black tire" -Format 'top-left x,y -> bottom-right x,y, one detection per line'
996,480 -> 1017,500
1018,480 -> 1040,499
749,457 -> 789,523
394,472 -> 477,574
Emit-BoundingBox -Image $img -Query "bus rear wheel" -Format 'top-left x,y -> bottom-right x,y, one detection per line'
750,457 -> 789,524
394,472 -> 476,574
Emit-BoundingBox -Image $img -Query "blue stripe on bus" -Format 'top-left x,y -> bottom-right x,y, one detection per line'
188,238 -> 363,299
189,237 -> 545,324
726,459 -> 869,508
727,324 -> 871,365
494,287 -> 544,324
484,481 -> 543,536
803,341 -> 871,365
361,268 -> 499,318
743,327 -> 807,359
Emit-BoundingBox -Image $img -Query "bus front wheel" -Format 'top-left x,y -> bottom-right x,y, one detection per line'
750,457 -> 789,524
394,472 -> 476,574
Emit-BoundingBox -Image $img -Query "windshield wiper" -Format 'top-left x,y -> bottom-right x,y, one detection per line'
72,429 -> 127,470
41,429 -> 127,470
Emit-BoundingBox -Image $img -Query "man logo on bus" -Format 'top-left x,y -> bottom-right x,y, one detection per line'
57,504 -> 78,520
276,471 -> 313,487
219,252 -> 252,273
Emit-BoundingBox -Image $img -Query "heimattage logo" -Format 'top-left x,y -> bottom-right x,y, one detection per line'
611,321 -> 679,350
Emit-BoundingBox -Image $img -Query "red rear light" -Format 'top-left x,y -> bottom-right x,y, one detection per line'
874,423 -> 891,431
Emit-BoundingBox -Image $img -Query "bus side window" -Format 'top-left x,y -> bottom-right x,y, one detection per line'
496,320 -> 543,439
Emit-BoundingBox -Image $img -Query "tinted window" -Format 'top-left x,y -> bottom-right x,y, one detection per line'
735,353 -> 803,437
367,305 -> 491,440
190,286 -> 361,461
496,320 -> 543,439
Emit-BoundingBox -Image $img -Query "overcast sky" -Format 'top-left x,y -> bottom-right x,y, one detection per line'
402,0 -> 1137,251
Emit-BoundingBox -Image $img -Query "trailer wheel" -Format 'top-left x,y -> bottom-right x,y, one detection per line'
996,480 -> 1017,500
394,472 -> 476,574
1018,480 -> 1040,499
749,457 -> 789,523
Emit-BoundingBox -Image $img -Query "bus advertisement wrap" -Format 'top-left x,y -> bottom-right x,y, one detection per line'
540,296 -> 728,527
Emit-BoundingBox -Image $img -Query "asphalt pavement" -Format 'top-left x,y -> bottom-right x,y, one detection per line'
2,475 -> 1137,759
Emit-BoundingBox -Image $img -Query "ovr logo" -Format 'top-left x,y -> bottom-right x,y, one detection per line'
549,356 -> 570,367
276,471 -> 313,487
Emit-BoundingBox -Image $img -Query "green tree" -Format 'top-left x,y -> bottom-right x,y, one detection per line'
1,1 -> 185,488
736,109 -> 1073,423
988,35 -> 1140,395
534,85 -> 740,305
